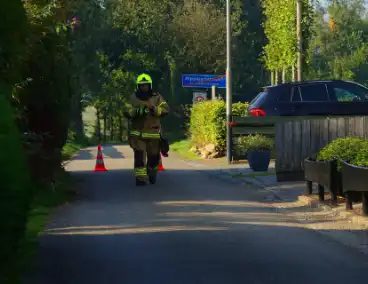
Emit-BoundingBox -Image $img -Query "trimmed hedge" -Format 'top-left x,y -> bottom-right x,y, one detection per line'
317,137 -> 368,170
0,95 -> 32,282
189,100 -> 249,150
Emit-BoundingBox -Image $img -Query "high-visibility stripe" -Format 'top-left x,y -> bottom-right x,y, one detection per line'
134,168 -> 147,177
130,131 -> 160,138
158,102 -> 167,108
130,130 -> 140,136
142,133 -> 160,138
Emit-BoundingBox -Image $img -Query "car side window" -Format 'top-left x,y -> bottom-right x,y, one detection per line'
291,87 -> 301,102
278,90 -> 292,102
299,84 -> 329,102
332,85 -> 368,102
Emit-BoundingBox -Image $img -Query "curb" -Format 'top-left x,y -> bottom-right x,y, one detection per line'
179,158 -> 368,227
298,195 -> 368,227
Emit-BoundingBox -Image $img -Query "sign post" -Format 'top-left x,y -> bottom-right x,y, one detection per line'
226,0 -> 233,164
211,85 -> 216,100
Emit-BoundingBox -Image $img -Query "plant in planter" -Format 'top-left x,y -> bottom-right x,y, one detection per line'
245,134 -> 274,171
235,135 -> 250,160
316,137 -> 368,204
342,149 -> 368,215
304,157 -> 339,204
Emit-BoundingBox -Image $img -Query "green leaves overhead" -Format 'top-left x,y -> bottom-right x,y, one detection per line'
262,0 -> 313,72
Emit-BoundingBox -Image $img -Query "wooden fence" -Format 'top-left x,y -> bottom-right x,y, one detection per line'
231,115 -> 325,161
275,116 -> 368,181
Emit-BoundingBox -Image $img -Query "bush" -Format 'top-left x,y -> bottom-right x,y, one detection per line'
317,137 -> 368,171
0,95 -> 32,282
350,149 -> 368,167
189,100 -> 249,150
236,134 -> 274,157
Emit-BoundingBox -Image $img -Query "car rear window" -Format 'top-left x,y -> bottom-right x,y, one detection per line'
250,91 -> 268,105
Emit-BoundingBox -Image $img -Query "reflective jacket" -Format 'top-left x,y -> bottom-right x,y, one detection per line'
126,92 -> 169,139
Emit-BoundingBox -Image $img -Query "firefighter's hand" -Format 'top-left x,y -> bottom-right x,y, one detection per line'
147,104 -> 156,115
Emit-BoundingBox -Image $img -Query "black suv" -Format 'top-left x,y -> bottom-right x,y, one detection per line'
248,80 -> 368,116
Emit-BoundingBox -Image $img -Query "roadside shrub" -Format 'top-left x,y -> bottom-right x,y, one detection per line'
317,137 -> 368,170
189,100 -> 249,150
236,134 -> 274,157
0,95 -> 32,282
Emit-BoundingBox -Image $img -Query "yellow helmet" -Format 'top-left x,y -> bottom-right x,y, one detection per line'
136,73 -> 152,87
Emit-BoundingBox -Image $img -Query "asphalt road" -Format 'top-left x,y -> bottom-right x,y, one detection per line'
24,145 -> 368,284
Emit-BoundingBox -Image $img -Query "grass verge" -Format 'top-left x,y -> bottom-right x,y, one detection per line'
171,140 -> 202,160
61,138 -> 90,161
15,140 -> 82,282
16,171 -> 76,277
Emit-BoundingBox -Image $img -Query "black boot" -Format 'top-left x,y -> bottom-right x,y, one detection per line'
136,179 -> 147,186
149,174 -> 157,185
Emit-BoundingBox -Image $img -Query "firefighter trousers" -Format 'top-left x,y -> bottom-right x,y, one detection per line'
128,136 -> 160,182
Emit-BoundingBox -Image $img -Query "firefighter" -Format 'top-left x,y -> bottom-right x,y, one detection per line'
125,73 -> 169,186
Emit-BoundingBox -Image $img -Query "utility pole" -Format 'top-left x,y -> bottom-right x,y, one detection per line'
211,85 -> 216,100
296,0 -> 303,81
226,0 -> 232,164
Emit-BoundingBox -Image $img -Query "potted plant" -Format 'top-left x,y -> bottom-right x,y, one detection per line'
342,149 -> 368,215
246,134 -> 273,172
315,137 -> 368,204
304,156 -> 339,204
234,135 -> 250,160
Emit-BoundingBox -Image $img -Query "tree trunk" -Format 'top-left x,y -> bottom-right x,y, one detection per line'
110,115 -> 114,141
282,68 -> 286,83
292,65 -> 296,82
96,109 -> 101,143
275,71 -> 279,84
118,116 -> 123,142
103,112 -> 107,143
271,71 -> 274,85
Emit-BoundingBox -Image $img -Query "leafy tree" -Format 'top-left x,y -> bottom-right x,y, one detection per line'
307,0 -> 368,82
262,0 -> 313,83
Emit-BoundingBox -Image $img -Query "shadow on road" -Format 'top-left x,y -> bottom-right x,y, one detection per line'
72,149 -> 95,160
24,168 -> 368,284
71,145 -> 126,161
102,145 -> 125,159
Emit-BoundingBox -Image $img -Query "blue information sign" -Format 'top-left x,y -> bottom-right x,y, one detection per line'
182,74 -> 226,89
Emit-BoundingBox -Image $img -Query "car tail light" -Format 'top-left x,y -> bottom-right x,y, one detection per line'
249,108 -> 266,116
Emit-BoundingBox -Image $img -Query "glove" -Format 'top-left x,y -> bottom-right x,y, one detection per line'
147,104 -> 155,115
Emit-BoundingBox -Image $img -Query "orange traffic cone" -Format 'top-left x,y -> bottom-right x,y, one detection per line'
158,154 -> 165,171
94,145 -> 107,172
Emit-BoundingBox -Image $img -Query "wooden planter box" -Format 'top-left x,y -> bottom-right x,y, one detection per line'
304,157 -> 341,204
342,162 -> 368,216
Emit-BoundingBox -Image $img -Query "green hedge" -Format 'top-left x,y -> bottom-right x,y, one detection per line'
189,100 -> 248,150
317,137 -> 368,170
0,95 -> 32,282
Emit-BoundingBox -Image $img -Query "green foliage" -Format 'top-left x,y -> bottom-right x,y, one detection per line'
0,95 -> 32,283
317,137 -> 368,171
189,100 -> 249,150
306,0 -> 368,83
350,149 -> 368,168
262,0 -> 313,77
189,100 -> 226,149
236,134 -> 274,157
232,102 -> 249,117
0,0 -> 27,87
